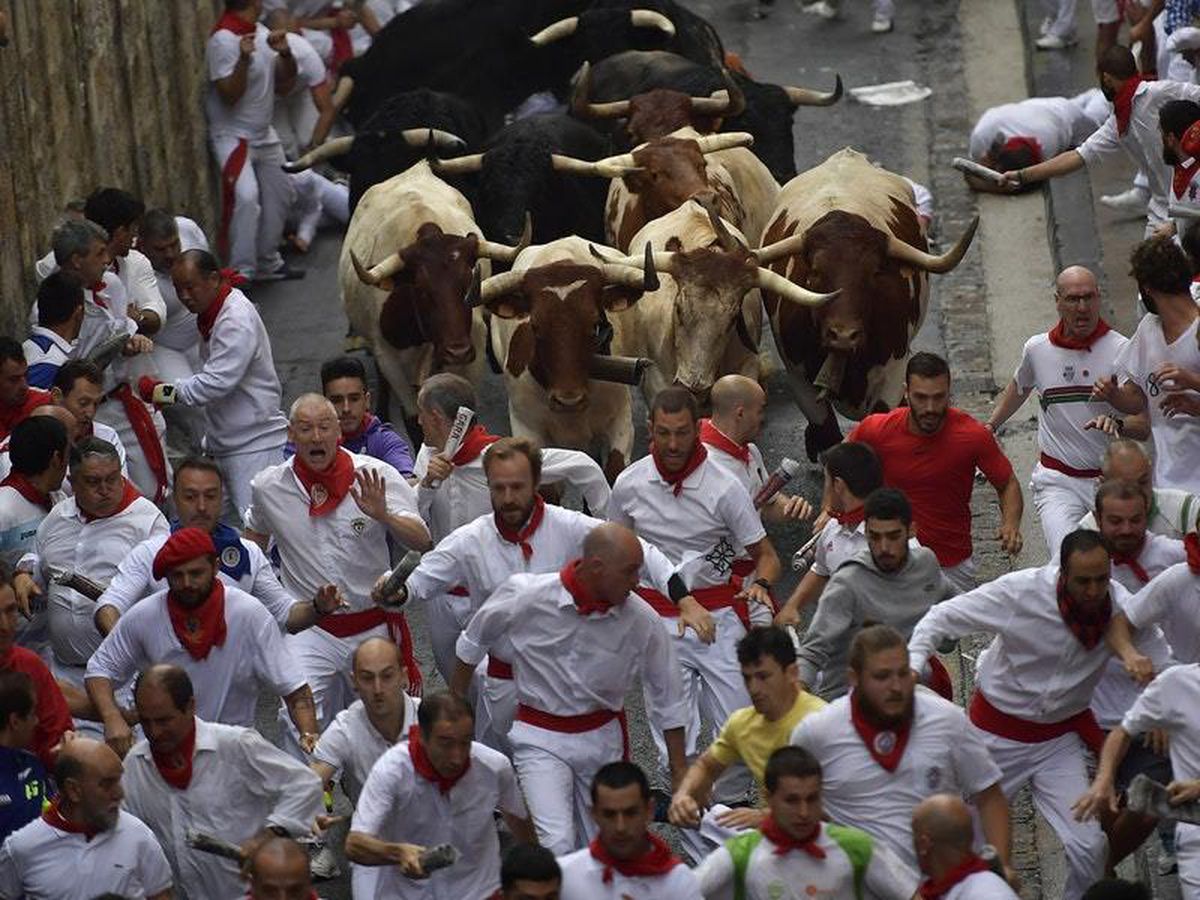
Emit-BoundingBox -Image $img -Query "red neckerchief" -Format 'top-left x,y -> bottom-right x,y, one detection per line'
151,717 -> 197,790
293,449 -> 356,517
760,816 -> 826,858
1186,533 -> 1200,574
41,798 -> 99,841
0,388 -> 51,438
0,472 -> 51,512
212,10 -> 256,35
1047,318 -> 1111,351
834,506 -> 865,528
1056,575 -> 1111,650
651,441 -> 707,496
1111,540 -> 1150,584
1114,74 -> 1152,135
196,274 -> 245,341
560,559 -> 613,616
167,579 -> 228,661
1174,120 -> 1200,198
588,833 -> 681,883
495,496 -> 545,561
451,424 -> 499,465
849,689 -> 912,772
919,854 -> 993,900
408,725 -> 470,795
699,418 -> 750,463
1000,135 -> 1043,165
88,282 -> 108,309
80,478 -> 141,523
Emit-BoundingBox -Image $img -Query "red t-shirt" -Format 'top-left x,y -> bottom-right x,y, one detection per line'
848,407 -> 1014,567
1,646 -> 73,769
0,389 -> 52,442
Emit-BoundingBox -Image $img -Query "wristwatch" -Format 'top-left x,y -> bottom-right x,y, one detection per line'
752,577 -> 771,591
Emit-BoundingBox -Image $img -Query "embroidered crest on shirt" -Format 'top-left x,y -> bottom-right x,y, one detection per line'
310,484 -> 329,508
873,731 -> 897,755
1062,364 -> 1075,381
351,518 -> 367,535
704,538 -> 736,575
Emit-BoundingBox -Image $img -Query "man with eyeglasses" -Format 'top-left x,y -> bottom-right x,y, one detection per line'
987,266 -> 1147,554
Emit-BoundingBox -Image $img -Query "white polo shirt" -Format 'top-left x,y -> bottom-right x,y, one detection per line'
22,327 -> 73,391
111,249 -> 167,327
122,718 -> 323,900
0,810 -> 172,900
206,24 -> 280,144
811,518 -> 868,578
246,451 -> 425,610
556,846 -> 702,899
1124,561 -> 1200,664
791,688 -> 1001,869
351,738 -> 526,900
85,584 -> 306,728
313,694 -> 419,803
1122,664 -> 1200,780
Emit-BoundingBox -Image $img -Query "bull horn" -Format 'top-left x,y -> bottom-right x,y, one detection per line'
570,62 -> 632,120
282,135 -> 355,173
530,16 -> 578,45
332,76 -> 354,110
477,214 -> 532,263
692,132 -> 755,154
350,249 -> 405,287
476,269 -> 527,305
588,354 -> 654,385
629,9 -> 676,36
690,70 -> 746,117
783,74 -> 844,107
430,153 -> 485,176
753,266 -> 838,307
696,195 -> 743,253
590,241 -> 664,289
550,153 -> 640,179
400,128 -> 468,151
886,215 -> 979,274
753,233 -> 807,266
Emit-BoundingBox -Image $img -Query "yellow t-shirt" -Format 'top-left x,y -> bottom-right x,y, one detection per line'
707,689 -> 827,788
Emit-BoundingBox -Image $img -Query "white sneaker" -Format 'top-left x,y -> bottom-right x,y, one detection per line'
801,1 -> 839,19
1099,185 -> 1150,213
310,843 -> 341,881
1035,32 -> 1076,49
871,15 -> 893,32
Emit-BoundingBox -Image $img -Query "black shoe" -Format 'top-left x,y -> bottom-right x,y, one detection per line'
254,264 -> 306,283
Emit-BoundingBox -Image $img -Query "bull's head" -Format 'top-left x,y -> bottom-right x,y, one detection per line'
609,132 -> 754,223
349,217 -> 531,366
529,8 -> 676,60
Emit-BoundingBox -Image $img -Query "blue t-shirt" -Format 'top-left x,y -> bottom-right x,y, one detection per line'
0,746 -> 48,842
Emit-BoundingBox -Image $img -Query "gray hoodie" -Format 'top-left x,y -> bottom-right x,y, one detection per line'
798,544 -> 954,700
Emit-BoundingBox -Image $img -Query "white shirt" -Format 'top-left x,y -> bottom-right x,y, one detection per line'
908,564 -> 1127,723
22,327 -> 73,391
351,738 -> 526,900
96,529 -> 299,627
206,24 -> 282,144
1115,312 -> 1200,493
455,570 -> 688,729
150,217 -> 208,354
246,451 -> 426,611
313,694 -> 418,803
695,822 -> 919,900
557,846 -> 702,900
74,274 -> 137,393
1079,486 -> 1199,538
939,870 -> 1022,900
700,429 -> 770,498
283,30 -> 326,97
111,250 -> 167,326
791,689 -> 1002,869
0,487 -> 54,652
413,443 -> 612,543
122,718 -> 323,900
1122,663 -> 1200,780
1124,561 -> 1200,663
969,96 -> 1103,161
811,518 -> 868,578
173,288 -> 288,456
0,810 -> 172,900
86,585 -> 306,728
609,454 -> 765,591
1013,329 -> 1128,470
31,494 -> 168,666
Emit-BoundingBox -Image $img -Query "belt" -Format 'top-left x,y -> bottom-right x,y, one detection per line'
486,657 -> 513,680
636,581 -> 751,630
516,703 -> 629,760
316,607 -> 423,695
969,690 -> 1104,755
317,607 -> 387,637
1039,452 -> 1101,480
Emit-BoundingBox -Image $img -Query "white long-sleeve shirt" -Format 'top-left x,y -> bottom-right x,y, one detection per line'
111,249 -> 167,326
908,564 -> 1126,723
150,217 -> 208,354
172,288 -> 288,456
1123,561 -> 1200,664
122,718 -> 323,900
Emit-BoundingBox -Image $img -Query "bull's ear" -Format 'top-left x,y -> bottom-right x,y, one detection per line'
505,322 -> 535,377
379,286 -> 423,350
601,284 -> 642,312
485,294 -> 533,320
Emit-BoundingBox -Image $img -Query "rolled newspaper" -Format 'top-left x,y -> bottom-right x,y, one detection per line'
1127,774 -> 1200,824
419,843 -> 460,873
48,567 -> 106,601
185,830 -> 247,862
791,529 -> 822,572
753,458 -> 802,510
952,156 -> 1008,187
85,333 -> 133,374
376,550 -> 424,610
427,406 -> 475,489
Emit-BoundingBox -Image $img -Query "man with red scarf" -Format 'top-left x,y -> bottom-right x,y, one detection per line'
122,665 -> 323,900
556,761 -> 700,898
0,338 -> 51,445
0,736 -> 172,899
987,265 -> 1145,555
452,523 -> 688,855
696,746 -> 919,899
911,794 -> 1019,900
346,691 -> 534,899
138,249 -> 289,520
245,835 -> 317,900
246,394 -> 430,753
1159,99 -> 1200,233
908,532 -> 1144,900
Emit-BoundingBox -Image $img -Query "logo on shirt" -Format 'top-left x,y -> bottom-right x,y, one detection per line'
310,484 -> 329,508
220,546 -> 241,570
925,765 -> 944,789
704,538 -> 737,575
873,731 -> 897,756
1062,364 -> 1075,382
351,518 -> 368,536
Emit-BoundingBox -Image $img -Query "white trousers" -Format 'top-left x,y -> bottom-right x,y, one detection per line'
150,344 -> 204,459
1030,463 -> 1096,557
95,393 -> 170,504
211,136 -> 293,279
1042,0 -> 1077,38
216,445 -> 286,526
510,717 -> 625,855
479,668 -> 516,756
987,731 -> 1106,900
426,591 -> 473,685
1178,822 -> 1200,899
1091,0 -> 1119,24
272,91 -> 320,161
288,170 -> 349,246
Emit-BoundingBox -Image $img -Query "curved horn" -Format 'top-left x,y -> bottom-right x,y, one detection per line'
692,132 -> 755,154
590,242 -> 664,290
550,153 -> 640,179
530,15 -> 578,45
886,215 -> 979,274
332,76 -> 354,110
477,214 -> 532,263
350,249 -> 405,287
783,74 -> 844,107
691,70 -> 746,117
282,135 -> 355,173
630,9 -> 676,36
588,354 -> 654,385
430,153 -> 485,176
400,128 -> 468,151
753,267 -> 839,307
476,269 -> 527,306
695,195 -> 742,253
570,62 -> 632,120
753,233 -> 807,266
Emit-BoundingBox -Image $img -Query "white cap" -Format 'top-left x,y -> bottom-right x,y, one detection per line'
1168,26 -> 1200,52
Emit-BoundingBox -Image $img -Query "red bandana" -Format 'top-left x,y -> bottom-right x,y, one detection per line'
80,478 -> 141,523
588,833 -> 681,883
293,449 -> 356,517
999,135 -> 1043,165
1111,543 -> 1150,584
41,798 -> 99,841
451,424 -> 500,465
760,816 -> 826,858
1114,74 -> 1153,135
849,689 -> 912,772
1173,120 -> 1200,198
212,10 -> 257,35
495,496 -> 545,561
699,419 -> 750,463
196,273 -> 245,341
151,717 -> 197,790
1186,533 -> 1200,574
1056,575 -> 1111,650
408,725 -> 470,794
919,854 -> 993,900
1047,318 -> 1111,351
168,579 -> 228,661
834,506 -> 865,528
560,559 -> 613,616
651,441 -> 707,496
0,473 -> 51,512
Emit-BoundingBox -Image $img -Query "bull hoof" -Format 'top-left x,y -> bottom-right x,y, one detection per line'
804,418 -> 843,461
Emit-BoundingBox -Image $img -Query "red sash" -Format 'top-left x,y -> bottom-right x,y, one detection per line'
651,441 -> 706,496
1039,452 -> 1101,479
486,657 -> 513,679
699,419 -> 750,463
969,690 -> 1105,755
217,139 -> 250,264
517,704 -> 630,760
636,581 -> 751,630
316,608 -> 422,695
588,833 -> 680,883
108,384 -> 168,504
1047,318 -> 1111,351
167,580 -> 228,661
0,473 -> 51,511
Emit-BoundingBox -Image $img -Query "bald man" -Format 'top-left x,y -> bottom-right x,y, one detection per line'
246,835 -> 314,900
1078,439 -> 1200,539
988,266 -> 1146,553
912,794 -> 1018,898
454,522 -> 688,855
